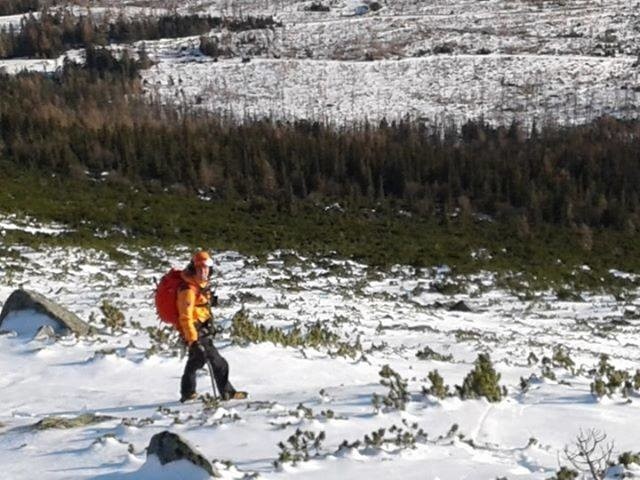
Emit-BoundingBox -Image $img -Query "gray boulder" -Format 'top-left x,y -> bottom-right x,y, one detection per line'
147,431 -> 218,478
0,289 -> 89,336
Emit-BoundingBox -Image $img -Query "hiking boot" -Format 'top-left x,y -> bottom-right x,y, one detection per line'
223,391 -> 248,401
180,392 -> 198,403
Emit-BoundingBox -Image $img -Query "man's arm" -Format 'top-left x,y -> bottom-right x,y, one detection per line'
177,287 -> 198,345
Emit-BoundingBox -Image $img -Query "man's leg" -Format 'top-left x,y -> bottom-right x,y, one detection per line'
202,339 -> 236,398
181,343 -> 206,399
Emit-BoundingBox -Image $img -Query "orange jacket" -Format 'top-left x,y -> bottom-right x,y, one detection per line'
176,271 -> 212,345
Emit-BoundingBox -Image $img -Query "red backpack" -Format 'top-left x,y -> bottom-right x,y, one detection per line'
154,269 -> 184,327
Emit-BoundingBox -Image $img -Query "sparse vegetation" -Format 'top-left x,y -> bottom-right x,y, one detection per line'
274,429 -> 325,467
589,354 -> 640,398
337,420 -> 427,453
34,413 -> 114,430
363,421 -> 426,450
230,308 -> 359,356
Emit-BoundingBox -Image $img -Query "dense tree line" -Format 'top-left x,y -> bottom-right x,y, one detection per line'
0,9 -> 280,59
0,0 -> 45,16
0,50 -> 639,231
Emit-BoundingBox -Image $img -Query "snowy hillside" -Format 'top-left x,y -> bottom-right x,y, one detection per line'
1,0 -> 639,126
2,215 -> 640,479
138,0 -> 640,126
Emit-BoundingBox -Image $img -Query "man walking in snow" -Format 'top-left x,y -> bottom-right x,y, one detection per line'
177,250 -> 246,402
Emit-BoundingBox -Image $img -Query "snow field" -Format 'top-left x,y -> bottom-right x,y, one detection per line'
1,222 -> 640,478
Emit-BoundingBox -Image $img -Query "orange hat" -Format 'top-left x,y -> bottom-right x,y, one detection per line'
192,250 -> 213,267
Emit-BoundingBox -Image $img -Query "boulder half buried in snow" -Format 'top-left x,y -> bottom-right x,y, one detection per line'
0,289 -> 89,336
148,431 -> 219,478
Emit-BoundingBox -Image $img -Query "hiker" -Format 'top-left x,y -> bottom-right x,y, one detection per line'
177,250 -> 245,402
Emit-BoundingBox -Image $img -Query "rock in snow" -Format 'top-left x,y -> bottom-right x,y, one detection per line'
147,431 -> 219,478
0,289 -> 89,336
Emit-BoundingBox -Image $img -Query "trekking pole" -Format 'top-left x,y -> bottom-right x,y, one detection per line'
205,356 -> 219,400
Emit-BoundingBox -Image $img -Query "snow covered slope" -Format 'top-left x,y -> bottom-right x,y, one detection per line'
2,217 -> 640,478
1,0 -> 638,126
135,0 -> 640,126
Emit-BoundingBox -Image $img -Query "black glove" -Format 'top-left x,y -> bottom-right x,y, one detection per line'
189,340 -> 206,357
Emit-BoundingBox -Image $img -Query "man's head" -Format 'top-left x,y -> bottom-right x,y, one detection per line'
191,250 -> 213,282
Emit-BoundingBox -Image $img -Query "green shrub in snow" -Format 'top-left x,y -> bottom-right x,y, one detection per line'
618,451 -> 640,467
230,308 -> 359,357
590,354 -> 639,398
415,346 -> 453,362
456,353 -> 504,402
144,325 -> 182,358
364,421 -> 426,450
551,345 -> 575,371
548,466 -> 579,480
274,429 -> 325,467
99,299 -> 126,331
375,364 -> 410,411
590,378 -> 607,398
423,369 -> 450,399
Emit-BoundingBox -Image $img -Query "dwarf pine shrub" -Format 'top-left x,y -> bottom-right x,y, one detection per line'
618,451 -> 640,467
144,325 -> 182,357
99,300 -> 125,331
362,421 -> 426,450
590,378 -> 607,398
416,346 -> 453,362
590,354 -> 639,397
230,308 -> 358,356
423,370 -> 450,399
549,466 -> 579,480
456,353 -> 503,402
376,365 -> 410,410
551,345 -> 575,371
274,429 -> 325,467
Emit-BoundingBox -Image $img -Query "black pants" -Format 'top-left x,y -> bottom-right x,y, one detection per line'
181,335 -> 236,399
